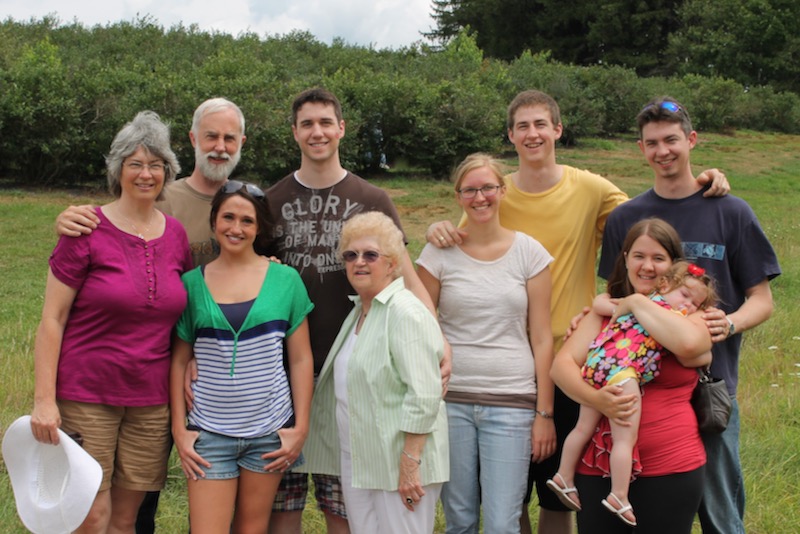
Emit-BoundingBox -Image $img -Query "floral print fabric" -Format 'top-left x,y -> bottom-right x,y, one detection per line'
581,294 -> 678,388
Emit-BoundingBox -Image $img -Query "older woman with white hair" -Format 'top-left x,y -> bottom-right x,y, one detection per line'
30,111 -> 192,532
302,211 -> 448,534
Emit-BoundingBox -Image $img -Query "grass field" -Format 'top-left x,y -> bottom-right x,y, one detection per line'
1,130 -> 798,532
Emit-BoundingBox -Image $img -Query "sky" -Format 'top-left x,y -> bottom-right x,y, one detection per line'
2,0 -> 438,49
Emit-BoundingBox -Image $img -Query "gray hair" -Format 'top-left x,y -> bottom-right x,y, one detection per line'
191,97 -> 246,137
106,111 -> 181,200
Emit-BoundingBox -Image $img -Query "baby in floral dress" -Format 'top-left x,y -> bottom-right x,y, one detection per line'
547,261 -> 716,526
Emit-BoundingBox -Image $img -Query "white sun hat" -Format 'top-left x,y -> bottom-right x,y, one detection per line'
2,415 -> 102,534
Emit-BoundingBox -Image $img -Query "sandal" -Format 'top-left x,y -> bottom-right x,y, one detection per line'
545,473 -> 581,511
602,492 -> 637,527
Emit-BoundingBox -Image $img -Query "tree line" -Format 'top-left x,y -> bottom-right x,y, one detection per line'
0,16 -> 798,187
427,0 -> 800,94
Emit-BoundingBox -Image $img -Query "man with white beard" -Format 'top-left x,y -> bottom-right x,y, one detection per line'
56,97 -> 247,268
156,98 -> 246,266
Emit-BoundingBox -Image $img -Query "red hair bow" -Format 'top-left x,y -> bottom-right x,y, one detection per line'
687,263 -> 705,277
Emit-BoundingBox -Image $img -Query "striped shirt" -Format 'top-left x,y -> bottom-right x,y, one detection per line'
300,277 -> 449,490
176,263 -> 313,438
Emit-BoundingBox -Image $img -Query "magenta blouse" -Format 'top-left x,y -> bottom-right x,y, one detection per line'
50,207 -> 192,406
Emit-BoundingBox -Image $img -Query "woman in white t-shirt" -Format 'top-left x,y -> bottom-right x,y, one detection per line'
417,153 -> 555,533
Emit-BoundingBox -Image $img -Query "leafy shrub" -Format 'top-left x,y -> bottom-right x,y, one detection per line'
0,18 -> 796,187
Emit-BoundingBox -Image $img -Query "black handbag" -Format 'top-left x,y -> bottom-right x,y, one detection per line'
691,368 -> 732,433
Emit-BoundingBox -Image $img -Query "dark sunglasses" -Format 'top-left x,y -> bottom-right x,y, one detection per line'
641,101 -> 682,114
341,250 -> 384,263
222,180 -> 265,200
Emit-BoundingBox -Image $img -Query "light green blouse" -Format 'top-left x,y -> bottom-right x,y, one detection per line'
298,277 -> 449,490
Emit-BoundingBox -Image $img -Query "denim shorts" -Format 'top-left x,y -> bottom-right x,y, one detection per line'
193,428 -> 305,480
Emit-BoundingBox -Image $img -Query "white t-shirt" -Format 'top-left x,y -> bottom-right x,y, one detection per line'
416,232 -> 553,396
334,327 -> 358,454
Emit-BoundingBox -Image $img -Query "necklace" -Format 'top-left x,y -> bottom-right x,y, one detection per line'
117,206 -> 156,240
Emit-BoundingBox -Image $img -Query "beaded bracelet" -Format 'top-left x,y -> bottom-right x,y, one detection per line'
402,449 -> 422,465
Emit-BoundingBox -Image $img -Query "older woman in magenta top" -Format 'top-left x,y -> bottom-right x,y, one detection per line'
30,111 -> 192,532
550,218 -> 712,533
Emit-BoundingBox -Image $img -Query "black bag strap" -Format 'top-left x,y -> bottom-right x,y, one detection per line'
697,365 -> 713,382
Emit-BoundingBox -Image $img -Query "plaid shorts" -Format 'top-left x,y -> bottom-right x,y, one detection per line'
272,471 -> 347,519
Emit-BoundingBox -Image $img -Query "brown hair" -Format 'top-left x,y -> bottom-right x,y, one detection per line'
506,90 -> 561,131
636,97 -> 693,138
209,181 -> 271,253
292,87 -> 343,125
606,218 -> 684,298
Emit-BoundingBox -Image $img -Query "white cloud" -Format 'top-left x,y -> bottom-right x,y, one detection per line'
1,0 -> 436,49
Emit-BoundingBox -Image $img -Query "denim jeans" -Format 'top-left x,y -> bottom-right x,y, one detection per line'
698,398 -> 745,534
441,402 -> 534,534
193,428 -> 304,479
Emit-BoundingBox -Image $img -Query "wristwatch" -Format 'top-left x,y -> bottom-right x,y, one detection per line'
726,316 -> 736,337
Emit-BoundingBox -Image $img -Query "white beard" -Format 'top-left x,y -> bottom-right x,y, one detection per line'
196,145 -> 241,182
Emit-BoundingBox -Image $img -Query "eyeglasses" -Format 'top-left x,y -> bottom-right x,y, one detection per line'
222,180 -> 265,200
341,250 -> 385,263
457,184 -> 502,199
641,101 -> 682,114
125,161 -> 166,174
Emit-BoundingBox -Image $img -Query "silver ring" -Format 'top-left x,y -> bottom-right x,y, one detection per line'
438,236 -> 445,242
406,498 -> 413,504
285,460 -> 290,467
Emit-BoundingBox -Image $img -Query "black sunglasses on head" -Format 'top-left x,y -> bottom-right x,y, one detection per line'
222,180 -> 265,200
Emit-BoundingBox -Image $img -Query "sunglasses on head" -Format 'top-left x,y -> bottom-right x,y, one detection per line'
222,180 -> 265,200
341,250 -> 384,263
641,101 -> 682,114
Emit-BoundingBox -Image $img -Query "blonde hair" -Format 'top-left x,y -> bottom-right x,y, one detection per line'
339,211 -> 405,279
451,152 -> 507,192
658,260 -> 718,310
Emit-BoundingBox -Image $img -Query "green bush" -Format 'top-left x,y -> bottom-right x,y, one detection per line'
0,18 -> 796,187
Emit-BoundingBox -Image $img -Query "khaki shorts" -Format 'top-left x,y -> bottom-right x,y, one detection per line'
58,400 -> 171,492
